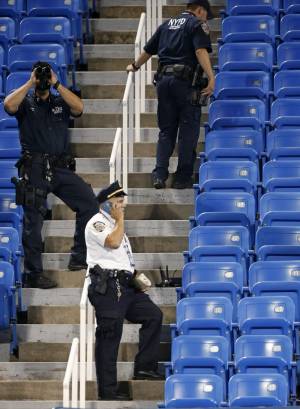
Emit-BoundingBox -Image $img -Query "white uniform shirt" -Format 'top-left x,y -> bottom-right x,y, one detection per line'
85,210 -> 135,273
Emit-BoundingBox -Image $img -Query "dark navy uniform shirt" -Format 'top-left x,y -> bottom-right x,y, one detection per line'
6,93 -> 80,156
144,11 -> 212,69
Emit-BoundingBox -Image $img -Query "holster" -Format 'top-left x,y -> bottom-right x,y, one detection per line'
89,265 -> 110,295
191,67 -> 209,107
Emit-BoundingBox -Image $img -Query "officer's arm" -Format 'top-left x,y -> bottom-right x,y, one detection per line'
105,209 -> 125,249
195,48 -> 215,95
4,78 -> 33,114
127,51 -> 152,72
55,84 -> 84,117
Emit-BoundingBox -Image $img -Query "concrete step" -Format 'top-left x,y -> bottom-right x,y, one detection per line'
81,84 -> 156,99
0,379 -> 164,400
0,401 -> 158,409
43,268 -> 180,288
75,112 -> 208,128
27,305 -> 175,324
52,203 -> 193,221
15,342 -> 171,363
23,287 -> 177,306
16,324 -> 171,343
42,252 -> 183,270
71,141 -> 203,157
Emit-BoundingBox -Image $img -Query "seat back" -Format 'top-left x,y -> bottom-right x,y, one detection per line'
0,130 -> 21,158
6,72 -> 33,95
164,374 -> 224,408
209,100 -> 266,130
284,0 -> 300,13
200,161 -> 258,185
171,335 -> 229,374
271,98 -> 300,128
260,192 -> 300,222
267,129 -> 300,158
263,160 -> 300,188
176,297 -> 233,330
219,43 -> 273,72
182,262 -> 243,293
189,226 -> 250,253
0,0 -> 24,18
19,17 -> 71,43
235,334 -> 293,373
0,17 -> 16,41
227,0 -> 280,15
0,160 -> 18,188
229,373 -> 288,407
27,0 -> 80,15
281,15 -> 300,42
249,260 -> 300,289
238,295 -> 295,335
0,260 -> 14,329
256,226 -> 300,249
214,72 -> 270,99
0,227 -> 19,255
195,192 -> 256,224
278,42 -> 300,70
274,71 -> 300,98
222,16 -> 275,42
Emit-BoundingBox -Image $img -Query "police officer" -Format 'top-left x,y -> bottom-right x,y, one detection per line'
127,0 -> 215,189
86,181 -> 163,401
4,61 -> 99,289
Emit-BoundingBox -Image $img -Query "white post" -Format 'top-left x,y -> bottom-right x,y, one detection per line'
87,300 -> 94,381
109,128 -> 122,184
129,80 -> 134,173
146,0 -> 152,85
63,338 -> 79,409
79,279 -> 88,408
71,350 -> 78,408
141,21 -> 146,114
116,132 -> 121,182
151,0 -> 157,47
158,0 -> 163,26
123,103 -> 128,194
135,42 -> 141,143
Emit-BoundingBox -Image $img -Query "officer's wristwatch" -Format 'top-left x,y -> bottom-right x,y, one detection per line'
53,80 -> 61,90
132,62 -> 140,72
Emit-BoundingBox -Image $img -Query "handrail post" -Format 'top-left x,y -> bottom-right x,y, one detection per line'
63,338 -> 79,409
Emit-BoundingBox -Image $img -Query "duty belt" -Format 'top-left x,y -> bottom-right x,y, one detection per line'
158,64 -> 193,81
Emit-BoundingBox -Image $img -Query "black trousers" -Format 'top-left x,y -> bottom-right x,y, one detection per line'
88,278 -> 163,398
153,75 -> 202,182
23,161 -> 99,275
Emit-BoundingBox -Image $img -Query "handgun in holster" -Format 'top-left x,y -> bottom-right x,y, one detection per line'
191,65 -> 209,107
89,265 -> 110,295
11,177 -> 47,216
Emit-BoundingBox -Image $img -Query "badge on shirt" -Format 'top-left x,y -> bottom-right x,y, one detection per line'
200,21 -> 210,35
93,221 -> 106,232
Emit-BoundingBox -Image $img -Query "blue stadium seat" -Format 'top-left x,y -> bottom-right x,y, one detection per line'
267,129 -> 300,160
0,161 -> 18,189
235,335 -> 293,375
0,18 -> 16,56
280,15 -> 300,42
218,43 -> 273,72
175,297 -> 233,338
0,191 -> 22,238
277,42 -> 300,70
8,44 -> 67,84
229,373 -> 288,407
197,161 -> 258,193
256,226 -> 300,261
238,295 -> 295,337
271,99 -> 300,128
0,0 -> 25,20
214,72 -> 270,100
160,374 -> 224,408
222,16 -> 275,43
209,100 -> 266,130
0,45 -> 6,78
169,335 -> 229,378
249,260 -> 300,321
0,130 -> 21,159
204,130 -> 263,162
19,17 -> 74,67
0,261 -> 17,355
226,0 -> 280,16
274,71 -> 300,98
284,0 -> 300,14
0,104 -> 17,131
260,192 -> 300,226
185,226 -> 250,278
179,261 -> 243,318
263,161 -> 300,192
6,71 -> 63,95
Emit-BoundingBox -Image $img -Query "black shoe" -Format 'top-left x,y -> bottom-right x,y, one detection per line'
24,273 -> 57,289
152,177 -> 166,189
68,257 -> 87,271
99,393 -> 132,401
133,370 -> 165,380
171,177 -> 193,189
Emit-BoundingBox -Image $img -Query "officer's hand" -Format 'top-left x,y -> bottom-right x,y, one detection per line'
126,63 -> 139,73
201,78 -> 215,97
111,205 -> 124,222
50,70 -> 58,86
29,69 -> 37,86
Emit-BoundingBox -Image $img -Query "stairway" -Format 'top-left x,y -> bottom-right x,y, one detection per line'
0,1 -> 224,408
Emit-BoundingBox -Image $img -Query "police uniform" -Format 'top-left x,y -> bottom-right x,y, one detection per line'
6,92 -> 99,285
144,1 -> 212,185
86,182 -> 163,400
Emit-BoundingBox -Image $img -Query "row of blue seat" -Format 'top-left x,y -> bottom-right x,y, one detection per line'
225,0 -> 300,16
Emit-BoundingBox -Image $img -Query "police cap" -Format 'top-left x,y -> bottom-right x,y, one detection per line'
187,0 -> 214,19
96,180 -> 128,204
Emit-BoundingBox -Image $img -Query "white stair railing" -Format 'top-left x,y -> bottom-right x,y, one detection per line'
63,337 -> 79,408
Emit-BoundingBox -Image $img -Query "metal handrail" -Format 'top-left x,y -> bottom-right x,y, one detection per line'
63,337 -> 79,408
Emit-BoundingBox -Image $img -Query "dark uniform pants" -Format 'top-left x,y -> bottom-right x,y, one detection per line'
153,75 -> 202,182
88,278 -> 163,398
23,162 -> 99,274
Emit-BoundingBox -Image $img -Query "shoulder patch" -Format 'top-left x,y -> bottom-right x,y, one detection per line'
200,21 -> 210,35
93,221 -> 106,232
